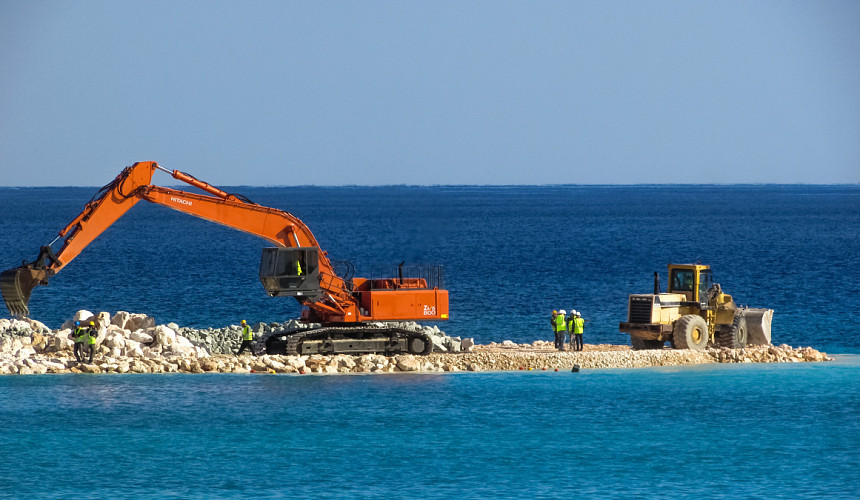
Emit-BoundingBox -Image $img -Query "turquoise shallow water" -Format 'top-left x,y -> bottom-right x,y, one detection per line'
2,356 -> 858,499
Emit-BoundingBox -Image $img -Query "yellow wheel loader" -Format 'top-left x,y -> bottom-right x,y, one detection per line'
619,264 -> 773,351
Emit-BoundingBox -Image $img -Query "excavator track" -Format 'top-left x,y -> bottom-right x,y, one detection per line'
265,326 -> 434,356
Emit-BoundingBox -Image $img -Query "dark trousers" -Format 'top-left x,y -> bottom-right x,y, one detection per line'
73,342 -> 84,362
574,333 -> 583,351
85,344 -> 95,363
238,340 -> 256,356
554,331 -> 565,350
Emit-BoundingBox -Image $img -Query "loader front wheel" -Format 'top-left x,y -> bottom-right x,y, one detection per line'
673,315 -> 709,351
719,312 -> 748,349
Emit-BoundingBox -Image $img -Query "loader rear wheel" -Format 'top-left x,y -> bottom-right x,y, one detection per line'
673,315 -> 709,351
631,337 -> 664,350
719,312 -> 748,349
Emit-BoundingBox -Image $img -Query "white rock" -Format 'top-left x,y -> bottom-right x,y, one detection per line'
103,331 -> 126,350
41,360 -> 67,372
97,311 -> 111,327
286,357 -> 306,370
111,311 -> 131,329
52,331 -> 74,352
61,310 -> 95,330
0,337 -> 12,354
129,330 -> 154,344
395,355 -> 420,371
15,346 -> 36,360
10,319 -> 32,332
126,314 -> 155,332
153,325 -> 177,347
27,319 -> 51,333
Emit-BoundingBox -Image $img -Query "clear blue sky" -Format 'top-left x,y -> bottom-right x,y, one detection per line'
1,0 -> 858,186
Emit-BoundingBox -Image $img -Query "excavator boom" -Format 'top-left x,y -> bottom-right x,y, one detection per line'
1,162 -> 449,341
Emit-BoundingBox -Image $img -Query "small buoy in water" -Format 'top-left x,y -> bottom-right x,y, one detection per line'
571,365 -> 581,373
299,370 -> 305,374
528,367 -> 533,371
554,368 -> 559,372
519,367 -> 524,370
542,367 -> 546,371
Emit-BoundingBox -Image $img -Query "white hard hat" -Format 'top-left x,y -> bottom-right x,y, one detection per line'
559,309 -> 566,315
570,310 -> 576,316
576,311 -> 582,317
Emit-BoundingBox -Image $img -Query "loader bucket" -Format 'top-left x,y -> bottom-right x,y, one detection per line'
0,266 -> 49,317
744,308 -> 774,346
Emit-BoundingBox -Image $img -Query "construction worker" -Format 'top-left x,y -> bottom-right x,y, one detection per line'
571,311 -> 585,352
71,321 -> 85,363
237,319 -> 256,356
84,320 -> 97,363
554,309 -> 568,351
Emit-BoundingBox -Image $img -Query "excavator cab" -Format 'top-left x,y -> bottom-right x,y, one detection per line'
259,247 -> 323,301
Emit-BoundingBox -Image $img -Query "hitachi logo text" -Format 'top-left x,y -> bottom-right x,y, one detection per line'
171,197 -> 192,206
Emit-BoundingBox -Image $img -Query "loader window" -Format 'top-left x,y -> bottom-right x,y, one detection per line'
671,269 -> 694,292
698,270 -> 713,303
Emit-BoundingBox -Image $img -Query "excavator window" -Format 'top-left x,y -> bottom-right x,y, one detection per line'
258,247 -> 322,300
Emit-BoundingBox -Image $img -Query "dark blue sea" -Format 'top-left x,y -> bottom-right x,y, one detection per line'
1,184 -> 859,498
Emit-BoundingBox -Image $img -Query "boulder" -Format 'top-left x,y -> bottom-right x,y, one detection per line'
126,341 -> 145,358
97,311 -> 111,327
61,310 -> 95,330
129,330 -> 154,344
27,319 -> 51,334
103,331 -> 126,350
395,354 -> 420,372
126,314 -> 155,332
461,338 -> 475,352
10,319 -> 32,333
15,346 -> 36,360
52,331 -> 74,352
153,325 -> 177,347
111,311 -> 131,329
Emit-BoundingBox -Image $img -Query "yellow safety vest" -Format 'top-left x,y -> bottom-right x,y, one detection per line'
554,315 -> 567,333
573,317 -> 584,334
86,328 -> 97,345
242,325 -> 252,341
74,327 -> 86,343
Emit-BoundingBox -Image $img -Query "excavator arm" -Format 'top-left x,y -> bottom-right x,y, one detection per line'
0,162 -> 353,318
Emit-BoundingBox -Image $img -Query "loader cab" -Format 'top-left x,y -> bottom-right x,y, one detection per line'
668,264 -> 712,304
258,247 -> 323,301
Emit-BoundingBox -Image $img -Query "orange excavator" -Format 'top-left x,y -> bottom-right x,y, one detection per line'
0,162 -> 448,355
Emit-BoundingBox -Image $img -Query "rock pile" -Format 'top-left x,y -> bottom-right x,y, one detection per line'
0,311 -> 833,375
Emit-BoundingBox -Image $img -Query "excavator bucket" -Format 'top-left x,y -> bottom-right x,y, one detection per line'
0,266 -> 49,317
